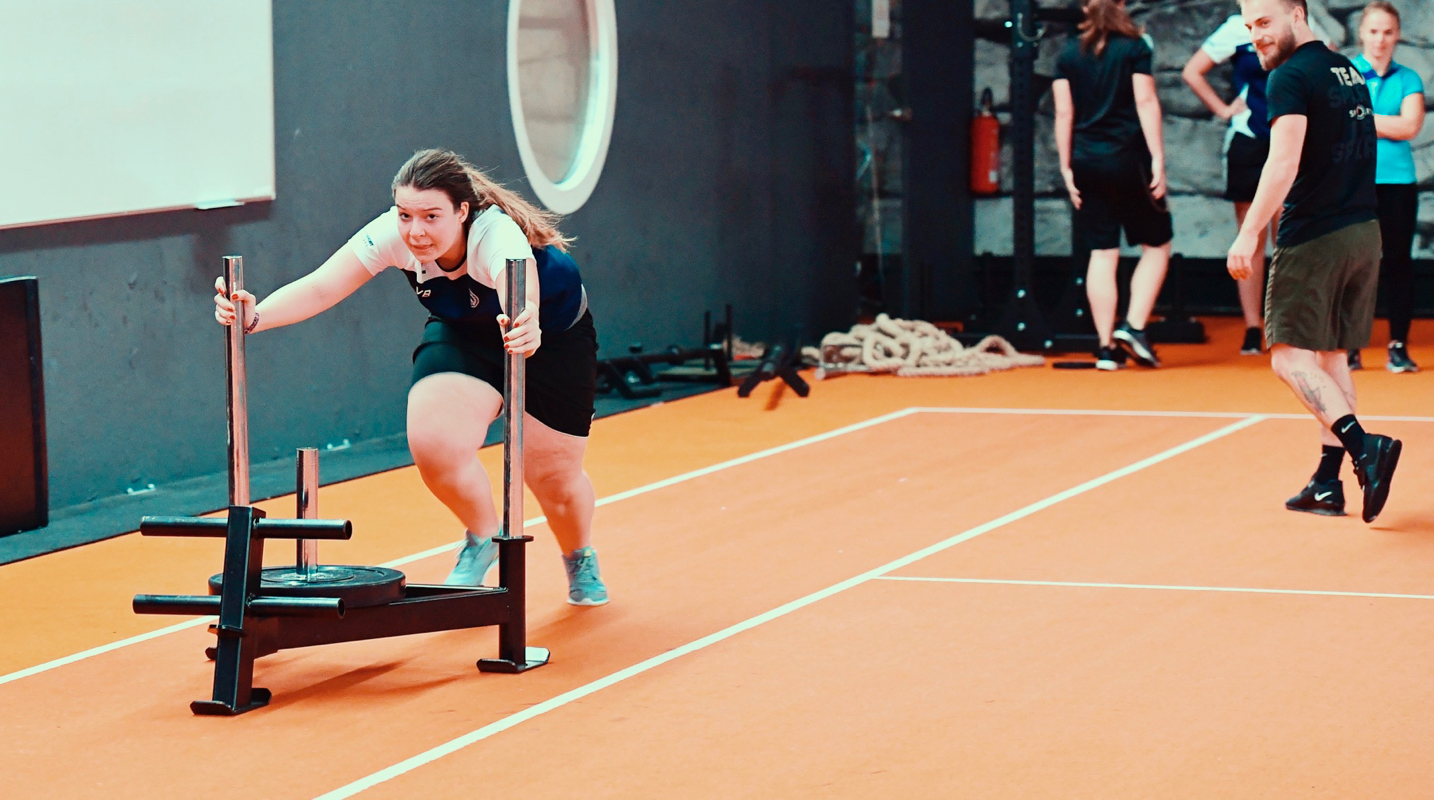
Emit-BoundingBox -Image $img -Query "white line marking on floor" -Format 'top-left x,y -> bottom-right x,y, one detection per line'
0,618 -> 215,688
907,406 -> 1434,423
315,414 -> 1265,799
876,576 -> 1434,601
0,409 -> 921,686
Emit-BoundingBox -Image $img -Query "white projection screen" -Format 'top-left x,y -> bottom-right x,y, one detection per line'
0,0 -> 275,230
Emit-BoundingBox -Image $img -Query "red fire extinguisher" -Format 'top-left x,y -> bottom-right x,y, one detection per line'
970,88 -> 1001,195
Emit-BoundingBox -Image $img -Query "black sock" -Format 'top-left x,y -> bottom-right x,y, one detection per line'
1332,414 -> 1366,458
1313,445 -> 1344,483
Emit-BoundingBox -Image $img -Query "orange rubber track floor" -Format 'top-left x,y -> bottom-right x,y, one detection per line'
3,317 -> 1434,798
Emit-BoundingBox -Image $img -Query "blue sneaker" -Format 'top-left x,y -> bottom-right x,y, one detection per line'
444,533 -> 499,586
563,547 -> 609,606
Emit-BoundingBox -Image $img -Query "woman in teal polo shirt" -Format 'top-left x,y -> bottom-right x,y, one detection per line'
1351,1 -> 1426,373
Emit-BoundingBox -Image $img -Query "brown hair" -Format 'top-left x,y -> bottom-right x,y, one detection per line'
1360,1 -> 1400,28
392,148 -> 573,252
1079,0 -> 1143,56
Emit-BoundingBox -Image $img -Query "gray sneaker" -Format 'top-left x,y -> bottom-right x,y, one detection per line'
563,547 -> 609,606
444,533 -> 499,586
1113,321 -> 1160,368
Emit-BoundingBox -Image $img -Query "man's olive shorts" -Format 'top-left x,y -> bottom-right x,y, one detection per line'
1266,219 -> 1382,352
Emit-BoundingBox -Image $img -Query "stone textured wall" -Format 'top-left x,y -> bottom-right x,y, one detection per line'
973,0 -> 1434,259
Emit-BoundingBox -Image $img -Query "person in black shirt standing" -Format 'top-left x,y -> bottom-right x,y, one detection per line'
1227,0 -> 1401,523
1053,0 -> 1172,371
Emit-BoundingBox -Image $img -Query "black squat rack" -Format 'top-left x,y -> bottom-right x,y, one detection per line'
133,256 -> 548,716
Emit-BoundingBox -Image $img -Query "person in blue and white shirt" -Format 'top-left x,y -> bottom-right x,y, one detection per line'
1351,1 -> 1425,373
212,148 -> 608,606
1183,9 -> 1333,356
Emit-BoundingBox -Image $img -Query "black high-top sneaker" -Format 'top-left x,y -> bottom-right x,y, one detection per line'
1285,478 -> 1346,516
1387,342 -> 1419,373
1240,327 -> 1262,355
1352,434 -> 1402,523
1095,346 -> 1124,371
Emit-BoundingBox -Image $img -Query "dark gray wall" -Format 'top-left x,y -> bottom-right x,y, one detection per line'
0,0 -> 854,510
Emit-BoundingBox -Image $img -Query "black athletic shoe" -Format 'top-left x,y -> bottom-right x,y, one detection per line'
1347,348 -> 1364,371
1387,342 -> 1419,373
1240,327 -> 1263,355
1284,478 -> 1346,516
1113,322 -> 1161,368
1352,433 -> 1402,523
1095,346 -> 1123,371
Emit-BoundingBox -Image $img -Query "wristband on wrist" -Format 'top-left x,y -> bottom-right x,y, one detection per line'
244,311 -> 260,335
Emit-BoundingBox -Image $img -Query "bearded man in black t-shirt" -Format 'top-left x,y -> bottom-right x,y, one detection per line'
1227,0 -> 1401,523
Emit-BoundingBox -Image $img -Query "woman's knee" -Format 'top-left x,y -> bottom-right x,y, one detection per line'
409,435 -> 465,485
526,463 -> 589,507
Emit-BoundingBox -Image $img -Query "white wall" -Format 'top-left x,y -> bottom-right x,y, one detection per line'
0,0 -> 274,230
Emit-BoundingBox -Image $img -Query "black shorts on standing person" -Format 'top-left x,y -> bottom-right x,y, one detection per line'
1057,36 -> 1174,252
1226,133 -> 1271,202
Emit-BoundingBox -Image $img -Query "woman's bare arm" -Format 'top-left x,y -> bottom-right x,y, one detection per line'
1182,50 -> 1244,120
1373,93 -> 1425,142
1052,79 -> 1081,208
216,247 -> 375,332
1133,73 -> 1167,198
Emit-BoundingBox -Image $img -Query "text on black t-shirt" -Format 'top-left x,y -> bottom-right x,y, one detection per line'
1265,41 -> 1378,247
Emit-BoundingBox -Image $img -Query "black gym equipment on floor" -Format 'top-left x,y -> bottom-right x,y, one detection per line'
737,326 -> 811,398
133,256 -> 547,716
596,306 -> 740,400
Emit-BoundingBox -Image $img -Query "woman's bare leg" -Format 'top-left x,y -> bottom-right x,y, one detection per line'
1087,248 -> 1121,347
522,415 -> 595,556
1126,241 -> 1171,329
406,373 -> 504,536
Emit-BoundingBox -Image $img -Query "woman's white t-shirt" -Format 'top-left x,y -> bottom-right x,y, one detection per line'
347,204 -> 533,289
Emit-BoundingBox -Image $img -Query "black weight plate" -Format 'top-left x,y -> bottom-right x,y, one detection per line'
208,565 -> 407,608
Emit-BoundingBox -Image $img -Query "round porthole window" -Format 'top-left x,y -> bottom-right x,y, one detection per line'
507,0 -> 618,214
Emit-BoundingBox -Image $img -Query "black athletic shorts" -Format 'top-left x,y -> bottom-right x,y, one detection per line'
1225,133 -> 1269,203
411,311 -> 599,437
1071,152 -> 1173,250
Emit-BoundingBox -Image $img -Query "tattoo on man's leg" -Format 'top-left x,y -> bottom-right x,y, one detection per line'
1290,370 -> 1327,414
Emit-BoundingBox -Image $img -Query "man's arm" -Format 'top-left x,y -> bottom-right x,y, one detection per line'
1241,114 -> 1305,235
1227,113 -> 1305,278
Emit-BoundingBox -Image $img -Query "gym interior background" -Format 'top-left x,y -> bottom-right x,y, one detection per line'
7,0 -> 1433,548
5,1 -> 1434,795
0,0 -> 854,538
